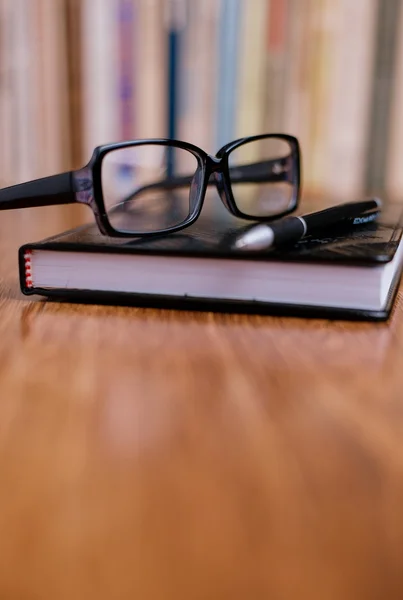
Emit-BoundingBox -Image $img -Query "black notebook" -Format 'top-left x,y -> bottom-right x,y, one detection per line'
19,201 -> 403,321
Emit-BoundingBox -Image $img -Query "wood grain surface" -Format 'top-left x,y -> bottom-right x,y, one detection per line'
0,207 -> 403,600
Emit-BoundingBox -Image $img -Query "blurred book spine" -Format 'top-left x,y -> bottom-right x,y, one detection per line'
216,0 -> 241,148
0,0 -> 17,186
365,0 -> 402,195
387,0 -> 403,200
0,0 -> 403,201
36,0 -> 70,175
263,0 -> 288,133
81,0 -> 119,159
118,0 -> 136,141
322,0 -> 377,201
236,0 -> 268,143
136,0 -> 166,138
165,0 -> 186,141
282,0 -> 314,182
65,0 -> 83,169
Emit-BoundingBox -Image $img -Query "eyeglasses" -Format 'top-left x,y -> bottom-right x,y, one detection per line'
0,134 -> 301,237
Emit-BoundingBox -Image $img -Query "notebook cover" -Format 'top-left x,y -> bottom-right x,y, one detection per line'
18,201 -> 403,321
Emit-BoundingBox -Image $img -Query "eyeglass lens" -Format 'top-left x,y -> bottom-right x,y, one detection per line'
101,144 -> 198,234
228,137 -> 296,217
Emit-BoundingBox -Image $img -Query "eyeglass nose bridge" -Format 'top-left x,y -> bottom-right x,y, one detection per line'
205,154 -> 234,213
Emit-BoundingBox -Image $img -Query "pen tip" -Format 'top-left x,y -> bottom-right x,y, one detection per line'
233,224 -> 275,251
233,237 -> 249,250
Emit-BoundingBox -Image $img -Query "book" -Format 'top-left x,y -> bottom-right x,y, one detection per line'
34,0 -> 70,177
165,0 -> 187,146
306,0 -> 339,194
364,0 -> 402,195
177,0 -> 219,153
0,0 -> 19,187
118,0 -> 136,141
136,0 -> 166,139
263,0 -> 288,133
322,0 -> 377,201
81,0 -> 120,157
215,0 -> 241,148
64,0 -> 84,170
282,0 -> 313,178
19,201 -> 403,321
386,0 -> 403,200
236,0 -> 268,140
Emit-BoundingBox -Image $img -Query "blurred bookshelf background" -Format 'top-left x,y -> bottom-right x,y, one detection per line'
0,0 -> 403,207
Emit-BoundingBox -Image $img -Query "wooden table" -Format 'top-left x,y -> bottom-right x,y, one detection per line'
1,206 -> 403,600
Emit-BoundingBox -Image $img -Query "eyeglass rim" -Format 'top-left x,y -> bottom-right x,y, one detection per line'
87,133 -> 301,237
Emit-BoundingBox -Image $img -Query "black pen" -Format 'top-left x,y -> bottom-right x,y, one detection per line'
234,198 -> 382,251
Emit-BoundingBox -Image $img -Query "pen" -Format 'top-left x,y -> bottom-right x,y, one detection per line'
234,198 -> 382,251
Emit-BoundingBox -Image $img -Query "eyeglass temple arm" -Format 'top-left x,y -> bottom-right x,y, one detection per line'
227,156 -> 291,182
0,172 -> 76,210
120,156 -> 292,205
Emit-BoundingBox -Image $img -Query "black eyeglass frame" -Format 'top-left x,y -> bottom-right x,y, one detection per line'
0,133 -> 301,237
